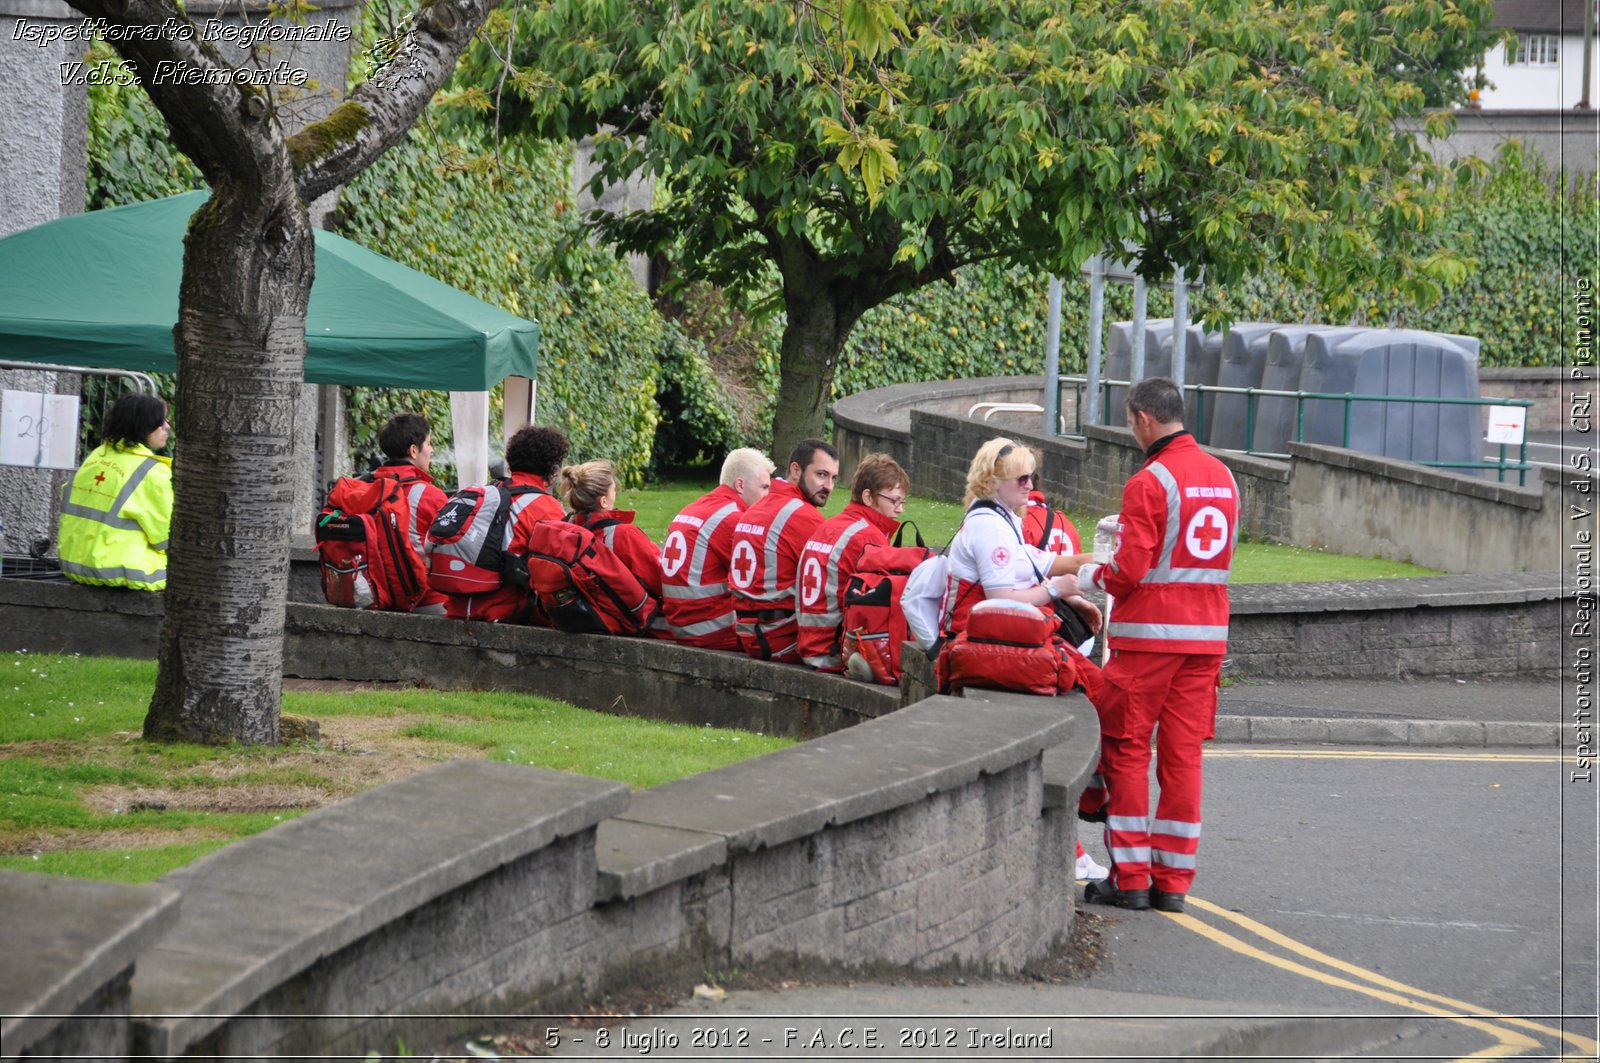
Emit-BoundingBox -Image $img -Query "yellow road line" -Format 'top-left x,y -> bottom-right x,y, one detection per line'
1186,895 -> 1600,1058
1163,910 -> 1541,1058
1204,749 -> 1568,763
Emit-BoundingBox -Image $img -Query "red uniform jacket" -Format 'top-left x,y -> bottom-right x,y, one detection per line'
1022,491 -> 1082,555
568,509 -> 662,599
660,484 -> 746,649
441,472 -> 564,623
1083,432 -> 1237,655
729,479 -> 824,662
795,501 -> 900,670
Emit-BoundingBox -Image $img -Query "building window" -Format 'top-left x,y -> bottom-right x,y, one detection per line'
1508,33 -> 1561,66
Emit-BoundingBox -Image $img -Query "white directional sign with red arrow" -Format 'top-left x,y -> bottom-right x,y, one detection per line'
1485,405 -> 1526,446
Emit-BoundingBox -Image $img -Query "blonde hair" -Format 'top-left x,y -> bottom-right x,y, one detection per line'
720,447 -> 775,488
558,459 -> 616,514
963,437 -> 1035,507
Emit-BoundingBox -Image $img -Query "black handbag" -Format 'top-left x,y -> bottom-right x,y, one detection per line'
1050,596 -> 1096,646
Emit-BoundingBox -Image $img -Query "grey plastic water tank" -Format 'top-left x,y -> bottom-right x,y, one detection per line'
1254,326 -> 1361,454
1208,323 -> 1282,450
1103,320 -> 1221,429
1298,329 -> 1482,465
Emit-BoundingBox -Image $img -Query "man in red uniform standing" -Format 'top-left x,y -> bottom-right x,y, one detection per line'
660,448 -> 773,649
730,439 -> 840,662
1059,377 -> 1238,913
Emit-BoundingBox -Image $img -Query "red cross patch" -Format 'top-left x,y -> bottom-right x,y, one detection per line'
991,546 -> 1011,567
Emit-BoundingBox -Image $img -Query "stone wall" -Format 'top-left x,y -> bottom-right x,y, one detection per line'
4,693 -> 1092,1058
841,378 -> 1563,574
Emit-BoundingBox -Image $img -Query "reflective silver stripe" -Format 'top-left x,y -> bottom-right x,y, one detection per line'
796,610 -> 840,627
686,502 -> 740,587
1151,818 -> 1201,839
1110,846 -> 1151,864
664,581 -> 726,600
1147,567 -> 1231,585
758,498 -> 805,599
149,538 -> 169,551
1107,815 -> 1148,834
503,491 -> 550,550
823,519 -> 869,612
670,612 -> 736,638
802,653 -> 841,669
404,481 -> 430,552
108,458 -> 160,516
600,525 -> 619,551
59,500 -> 144,533
1110,621 -> 1230,642
1152,850 -> 1197,869
1146,461 -> 1184,581
60,559 -> 166,584
61,457 -> 162,534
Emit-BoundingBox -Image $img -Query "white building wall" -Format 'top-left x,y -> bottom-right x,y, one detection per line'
1479,34 -> 1599,108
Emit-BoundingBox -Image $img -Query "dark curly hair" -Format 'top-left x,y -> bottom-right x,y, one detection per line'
504,426 -> 569,479
377,412 -> 431,461
101,394 -> 168,449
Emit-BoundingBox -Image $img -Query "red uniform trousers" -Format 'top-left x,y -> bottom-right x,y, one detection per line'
1088,648 -> 1220,894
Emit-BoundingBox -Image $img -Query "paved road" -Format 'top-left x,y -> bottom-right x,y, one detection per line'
1081,744 -> 1598,1059
516,743 -> 1598,1062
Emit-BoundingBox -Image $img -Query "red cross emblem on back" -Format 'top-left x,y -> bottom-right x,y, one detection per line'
94,472 -> 106,485
1184,505 -> 1230,561
661,530 -> 689,578
730,540 -> 758,589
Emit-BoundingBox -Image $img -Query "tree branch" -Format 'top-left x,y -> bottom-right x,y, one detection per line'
293,0 -> 496,201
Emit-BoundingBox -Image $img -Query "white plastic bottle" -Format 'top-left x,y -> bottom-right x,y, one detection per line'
1093,514 -> 1122,563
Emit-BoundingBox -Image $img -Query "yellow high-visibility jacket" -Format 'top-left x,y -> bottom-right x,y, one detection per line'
57,442 -> 173,591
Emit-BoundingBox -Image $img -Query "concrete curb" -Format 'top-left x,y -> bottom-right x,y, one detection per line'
1215,714 -> 1562,748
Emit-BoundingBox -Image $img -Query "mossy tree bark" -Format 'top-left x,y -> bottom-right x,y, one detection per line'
64,0 -> 496,744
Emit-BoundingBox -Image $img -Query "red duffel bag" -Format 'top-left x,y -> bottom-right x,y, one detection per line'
936,599 -> 1081,697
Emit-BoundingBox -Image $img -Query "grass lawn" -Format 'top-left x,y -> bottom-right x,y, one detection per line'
0,652 -> 791,884
622,479 -> 1440,583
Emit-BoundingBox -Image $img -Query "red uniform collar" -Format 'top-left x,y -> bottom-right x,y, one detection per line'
574,508 -> 638,525
842,499 -> 900,537
373,463 -> 434,484
506,471 -> 553,492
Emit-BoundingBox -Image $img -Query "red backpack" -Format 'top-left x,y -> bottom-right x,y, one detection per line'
523,518 -> 659,636
424,482 -> 547,595
314,474 -> 428,612
840,524 -> 933,685
935,599 -> 1081,697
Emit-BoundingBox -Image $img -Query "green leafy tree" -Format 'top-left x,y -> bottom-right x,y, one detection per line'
465,0 -> 1494,447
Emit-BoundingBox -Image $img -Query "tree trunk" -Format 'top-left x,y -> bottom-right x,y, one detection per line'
770,266 -> 864,454
144,189 -> 313,745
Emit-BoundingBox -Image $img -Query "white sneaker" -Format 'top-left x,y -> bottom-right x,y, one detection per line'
1076,852 -> 1110,882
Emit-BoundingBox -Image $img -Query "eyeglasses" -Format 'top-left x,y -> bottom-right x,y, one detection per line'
1015,474 -> 1033,488
872,491 -> 906,510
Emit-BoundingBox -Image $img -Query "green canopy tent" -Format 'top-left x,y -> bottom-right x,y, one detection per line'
0,191 -> 540,486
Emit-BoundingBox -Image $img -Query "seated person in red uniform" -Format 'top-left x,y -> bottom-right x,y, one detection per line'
371,413 -> 450,615
659,448 -> 772,649
1021,448 -> 1082,557
795,453 -> 909,671
729,438 -> 840,662
440,425 -> 568,622
560,458 -> 667,635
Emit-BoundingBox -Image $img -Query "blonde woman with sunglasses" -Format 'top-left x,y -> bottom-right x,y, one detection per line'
941,437 -> 1101,638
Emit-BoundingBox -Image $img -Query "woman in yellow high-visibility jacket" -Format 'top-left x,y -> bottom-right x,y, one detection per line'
57,394 -> 172,591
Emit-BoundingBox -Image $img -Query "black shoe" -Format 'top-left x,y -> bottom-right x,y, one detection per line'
1078,807 -> 1108,824
1084,879 -> 1150,910
1150,889 -> 1186,913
